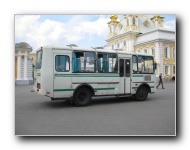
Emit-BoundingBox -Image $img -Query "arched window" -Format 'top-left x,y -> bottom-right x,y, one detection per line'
123,41 -> 126,46
164,46 -> 170,59
137,49 -> 141,53
151,48 -> 155,56
112,45 -> 114,50
173,47 -> 175,59
117,43 -> 119,48
143,49 -> 147,54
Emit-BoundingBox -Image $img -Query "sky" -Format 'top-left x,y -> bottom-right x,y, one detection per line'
15,15 -> 175,52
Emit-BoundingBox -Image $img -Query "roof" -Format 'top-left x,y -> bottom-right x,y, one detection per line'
37,45 -> 154,57
15,42 -> 33,52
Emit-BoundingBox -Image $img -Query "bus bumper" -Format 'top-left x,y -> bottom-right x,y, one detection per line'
33,85 -> 46,95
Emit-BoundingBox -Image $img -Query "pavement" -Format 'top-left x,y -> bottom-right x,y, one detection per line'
15,81 -> 176,136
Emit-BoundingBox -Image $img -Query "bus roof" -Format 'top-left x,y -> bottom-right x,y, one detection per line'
37,45 -> 154,57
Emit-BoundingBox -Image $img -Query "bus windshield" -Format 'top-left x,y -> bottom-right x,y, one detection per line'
36,50 -> 43,69
138,56 -> 154,74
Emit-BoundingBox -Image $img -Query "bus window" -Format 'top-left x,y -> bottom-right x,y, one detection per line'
132,55 -> 138,73
55,55 -> 70,72
125,59 -> 130,77
119,59 -> 124,77
108,54 -> 118,73
138,56 -> 154,74
73,51 -> 96,73
36,50 -> 43,69
98,53 -> 118,73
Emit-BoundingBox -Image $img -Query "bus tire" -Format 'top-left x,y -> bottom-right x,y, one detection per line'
73,87 -> 92,107
135,86 -> 148,101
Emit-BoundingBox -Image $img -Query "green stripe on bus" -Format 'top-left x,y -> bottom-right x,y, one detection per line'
54,74 -> 119,77
54,87 -> 115,92
132,75 -> 143,77
54,89 -> 74,92
94,88 -> 115,90
37,73 -> 41,76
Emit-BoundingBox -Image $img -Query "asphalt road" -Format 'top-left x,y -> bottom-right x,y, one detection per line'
15,82 -> 175,136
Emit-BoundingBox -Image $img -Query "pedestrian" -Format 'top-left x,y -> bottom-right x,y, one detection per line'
157,73 -> 165,89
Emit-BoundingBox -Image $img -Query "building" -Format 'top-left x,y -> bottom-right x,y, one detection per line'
106,15 -> 175,80
15,42 -> 35,84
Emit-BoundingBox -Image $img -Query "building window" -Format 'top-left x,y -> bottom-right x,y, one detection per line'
117,43 -> 120,48
123,41 -> 126,46
173,65 -> 175,75
112,45 -> 114,50
137,49 -> 141,53
151,48 -> 155,56
173,47 -> 175,59
164,47 -> 170,59
164,65 -> 170,76
143,49 -> 147,54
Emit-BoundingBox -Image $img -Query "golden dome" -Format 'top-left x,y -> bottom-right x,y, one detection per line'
110,15 -> 118,21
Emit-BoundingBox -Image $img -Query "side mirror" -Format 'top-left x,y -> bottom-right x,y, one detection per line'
154,63 -> 157,70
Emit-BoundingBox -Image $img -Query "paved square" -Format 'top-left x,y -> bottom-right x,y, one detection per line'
15,82 -> 175,135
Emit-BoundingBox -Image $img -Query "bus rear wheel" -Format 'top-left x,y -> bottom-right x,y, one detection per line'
135,86 -> 148,101
73,87 -> 92,107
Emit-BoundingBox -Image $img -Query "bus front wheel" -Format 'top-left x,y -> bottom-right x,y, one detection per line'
135,86 -> 148,101
73,87 -> 92,107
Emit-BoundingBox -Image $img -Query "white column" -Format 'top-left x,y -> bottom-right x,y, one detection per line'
135,16 -> 138,26
128,15 -> 132,25
155,41 -> 163,76
17,51 -> 22,80
127,39 -> 129,52
24,51 -> 28,80
128,37 -> 134,52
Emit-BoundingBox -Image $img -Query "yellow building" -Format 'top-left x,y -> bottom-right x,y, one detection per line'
15,42 -> 36,84
106,15 -> 175,80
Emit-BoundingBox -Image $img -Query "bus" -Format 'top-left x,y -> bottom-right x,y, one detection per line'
33,45 -> 156,106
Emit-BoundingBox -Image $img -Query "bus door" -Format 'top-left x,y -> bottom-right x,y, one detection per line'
119,58 -> 131,94
53,53 -> 72,98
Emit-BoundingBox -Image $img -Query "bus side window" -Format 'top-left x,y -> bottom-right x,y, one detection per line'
97,53 -> 118,73
98,53 -> 108,72
72,51 -> 96,73
132,55 -> 138,73
55,55 -> 70,72
108,54 -> 118,73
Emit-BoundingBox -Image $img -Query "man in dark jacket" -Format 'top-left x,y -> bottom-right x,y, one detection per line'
156,73 -> 165,89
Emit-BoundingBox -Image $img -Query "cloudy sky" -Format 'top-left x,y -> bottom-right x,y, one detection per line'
15,15 -> 175,52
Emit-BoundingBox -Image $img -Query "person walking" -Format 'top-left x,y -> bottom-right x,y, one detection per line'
156,73 -> 165,89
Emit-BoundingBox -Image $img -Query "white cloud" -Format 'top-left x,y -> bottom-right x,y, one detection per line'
164,19 -> 175,30
15,15 -> 40,38
79,17 -> 109,37
15,15 -> 109,51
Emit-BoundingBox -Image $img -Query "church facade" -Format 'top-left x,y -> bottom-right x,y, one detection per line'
105,15 -> 175,80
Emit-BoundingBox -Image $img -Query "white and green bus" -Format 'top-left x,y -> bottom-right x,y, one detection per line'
33,45 -> 156,106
